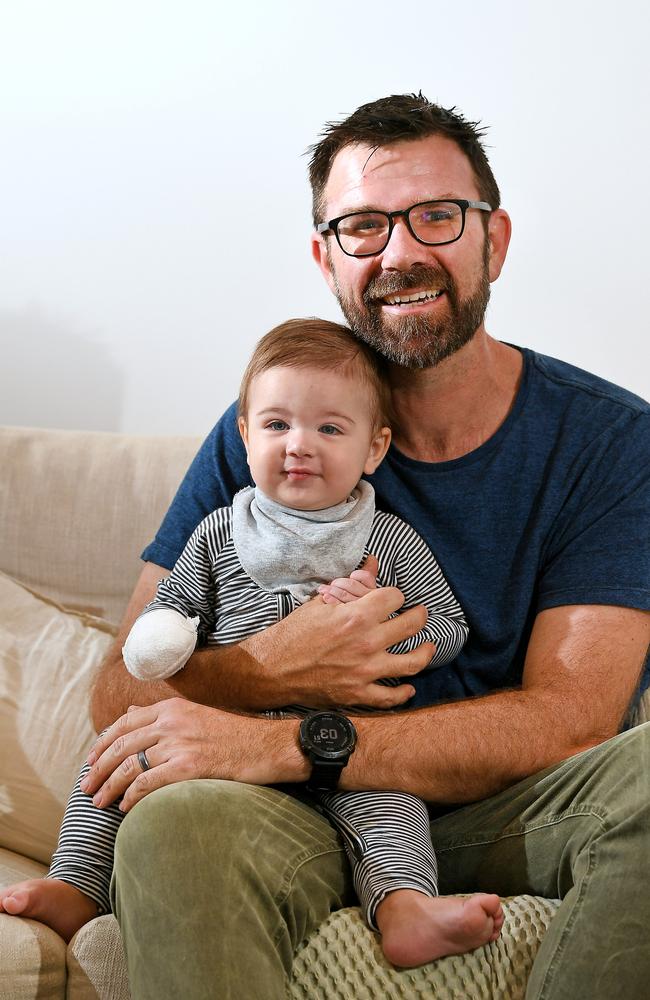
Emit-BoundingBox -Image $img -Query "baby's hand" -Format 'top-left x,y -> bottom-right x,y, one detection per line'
318,555 -> 378,605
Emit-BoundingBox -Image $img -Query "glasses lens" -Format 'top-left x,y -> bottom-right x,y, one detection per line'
409,202 -> 463,245
336,213 -> 389,256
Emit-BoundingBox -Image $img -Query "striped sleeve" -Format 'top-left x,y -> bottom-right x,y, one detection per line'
144,506 -> 234,640
367,511 -> 468,666
318,788 -> 438,928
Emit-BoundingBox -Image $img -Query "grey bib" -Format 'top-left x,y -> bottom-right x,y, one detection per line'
231,482 -> 375,604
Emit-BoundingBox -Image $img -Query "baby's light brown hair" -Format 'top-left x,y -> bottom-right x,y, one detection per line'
238,318 -> 393,432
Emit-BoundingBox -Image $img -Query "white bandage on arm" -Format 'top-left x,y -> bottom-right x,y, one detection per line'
122,608 -> 200,680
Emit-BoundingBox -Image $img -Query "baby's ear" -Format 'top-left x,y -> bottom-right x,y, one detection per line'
237,417 -> 250,457
364,426 -> 391,474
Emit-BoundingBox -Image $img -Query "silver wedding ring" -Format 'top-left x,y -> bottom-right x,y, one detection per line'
137,749 -> 152,772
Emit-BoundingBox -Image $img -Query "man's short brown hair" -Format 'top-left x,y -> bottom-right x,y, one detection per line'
238,318 -> 393,431
308,91 -> 500,226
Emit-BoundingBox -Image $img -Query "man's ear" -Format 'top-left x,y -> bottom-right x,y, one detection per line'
487,209 -> 512,283
311,233 -> 337,295
237,416 -> 249,458
364,426 -> 391,475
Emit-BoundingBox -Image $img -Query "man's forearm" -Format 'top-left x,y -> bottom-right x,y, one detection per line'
91,561 -> 272,730
87,605 -> 649,813
234,682 -> 601,804
91,623 -> 327,732
90,640 -> 254,731
333,605 -> 650,803
92,563 -> 436,731
340,689 -> 585,802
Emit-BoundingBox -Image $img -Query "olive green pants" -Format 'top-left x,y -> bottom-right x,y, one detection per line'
112,722 -> 650,999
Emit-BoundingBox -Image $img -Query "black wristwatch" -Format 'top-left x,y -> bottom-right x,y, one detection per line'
299,712 -> 357,792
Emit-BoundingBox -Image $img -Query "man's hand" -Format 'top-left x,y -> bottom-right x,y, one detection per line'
81,700 -> 307,813
91,558 -> 434,728
239,578 -> 434,711
317,553 -> 378,604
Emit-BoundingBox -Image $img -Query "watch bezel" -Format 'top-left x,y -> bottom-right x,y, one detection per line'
299,712 -> 357,760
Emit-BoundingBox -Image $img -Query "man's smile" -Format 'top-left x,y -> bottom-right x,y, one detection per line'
381,288 -> 445,309
362,267 -> 453,316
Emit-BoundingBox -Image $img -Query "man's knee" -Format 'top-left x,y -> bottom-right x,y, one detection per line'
115,780 -> 282,869
561,722 -> 650,832
113,780 -> 350,956
589,719 -> 650,775
603,721 -> 650,810
114,779 -> 343,883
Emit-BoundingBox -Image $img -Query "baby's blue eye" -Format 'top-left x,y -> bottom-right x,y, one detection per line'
267,420 -> 288,431
319,424 -> 340,435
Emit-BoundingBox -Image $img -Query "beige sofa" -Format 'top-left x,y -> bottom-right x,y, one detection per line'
3,424 -> 643,999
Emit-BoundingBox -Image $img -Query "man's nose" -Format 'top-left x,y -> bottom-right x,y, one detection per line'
379,216 -> 429,271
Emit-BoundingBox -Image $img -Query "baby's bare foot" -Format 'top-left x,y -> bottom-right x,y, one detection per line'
0,878 -> 98,943
376,889 -> 504,968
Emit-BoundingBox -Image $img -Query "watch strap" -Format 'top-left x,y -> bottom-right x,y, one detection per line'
306,756 -> 348,793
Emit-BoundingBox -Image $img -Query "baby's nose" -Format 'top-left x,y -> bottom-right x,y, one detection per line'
286,430 -> 313,456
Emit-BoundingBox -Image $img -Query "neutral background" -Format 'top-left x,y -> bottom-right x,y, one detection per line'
1,0 -> 648,436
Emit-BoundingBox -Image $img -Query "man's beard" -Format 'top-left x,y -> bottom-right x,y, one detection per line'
332,244 -> 491,370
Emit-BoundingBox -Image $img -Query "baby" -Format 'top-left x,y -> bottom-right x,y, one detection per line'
0,318 -> 503,967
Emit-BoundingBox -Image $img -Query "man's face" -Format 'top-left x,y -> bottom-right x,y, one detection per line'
312,135 -> 507,370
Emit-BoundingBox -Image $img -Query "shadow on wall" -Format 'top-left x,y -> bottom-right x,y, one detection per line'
0,307 -> 124,431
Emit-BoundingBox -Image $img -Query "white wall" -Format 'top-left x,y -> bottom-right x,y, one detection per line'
1,0 -> 648,436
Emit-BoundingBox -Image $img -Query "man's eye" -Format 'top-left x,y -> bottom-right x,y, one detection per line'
421,210 -> 453,223
319,424 -> 340,435
267,420 -> 288,431
341,215 -> 385,235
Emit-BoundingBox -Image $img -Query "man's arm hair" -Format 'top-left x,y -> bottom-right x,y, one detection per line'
91,559 -> 433,731
339,604 -> 650,802
88,602 -> 650,807
91,563 -> 251,730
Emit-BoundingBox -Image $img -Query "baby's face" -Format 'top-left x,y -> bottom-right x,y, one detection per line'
239,365 -> 390,510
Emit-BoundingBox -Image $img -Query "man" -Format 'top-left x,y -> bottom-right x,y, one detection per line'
86,94 -> 650,998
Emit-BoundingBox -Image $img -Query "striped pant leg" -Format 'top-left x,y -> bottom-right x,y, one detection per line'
318,789 -> 438,931
47,756 -> 123,914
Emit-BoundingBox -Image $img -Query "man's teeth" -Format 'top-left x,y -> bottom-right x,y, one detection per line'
384,289 -> 442,306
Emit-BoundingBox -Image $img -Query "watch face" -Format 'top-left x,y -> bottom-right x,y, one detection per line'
300,712 -> 356,759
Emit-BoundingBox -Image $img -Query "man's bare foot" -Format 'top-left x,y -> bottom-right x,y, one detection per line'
0,878 -> 98,943
376,889 -> 504,968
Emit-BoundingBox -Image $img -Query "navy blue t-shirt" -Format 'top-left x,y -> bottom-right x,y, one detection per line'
143,347 -> 650,709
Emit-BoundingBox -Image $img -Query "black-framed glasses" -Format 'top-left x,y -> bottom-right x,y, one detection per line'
316,199 -> 492,258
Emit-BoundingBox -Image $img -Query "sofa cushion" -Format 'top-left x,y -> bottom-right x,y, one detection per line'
0,848 -> 65,1000
0,572 -> 114,866
289,897 -> 558,999
0,426 -> 200,625
35,897 -> 560,1000
67,916 -> 131,1000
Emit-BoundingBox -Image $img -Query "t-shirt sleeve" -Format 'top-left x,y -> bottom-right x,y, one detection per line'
537,411 -> 650,612
141,402 -> 251,570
